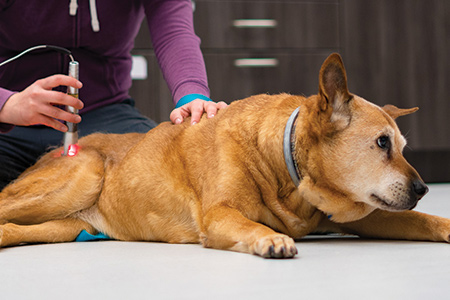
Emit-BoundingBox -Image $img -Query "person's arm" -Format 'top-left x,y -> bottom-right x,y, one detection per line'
144,0 -> 227,125
0,87 -> 17,132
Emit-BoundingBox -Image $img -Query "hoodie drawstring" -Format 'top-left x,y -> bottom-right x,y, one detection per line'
89,0 -> 100,32
69,0 -> 100,32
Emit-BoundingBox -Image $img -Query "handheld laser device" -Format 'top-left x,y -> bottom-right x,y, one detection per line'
62,60 -> 80,156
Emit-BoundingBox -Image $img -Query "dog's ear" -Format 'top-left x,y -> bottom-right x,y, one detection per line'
382,104 -> 419,120
318,53 -> 352,129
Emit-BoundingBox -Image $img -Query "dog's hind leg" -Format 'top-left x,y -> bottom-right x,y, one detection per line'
0,218 -> 97,247
0,148 -> 104,225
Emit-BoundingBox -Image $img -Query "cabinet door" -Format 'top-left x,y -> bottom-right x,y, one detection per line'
194,0 -> 339,49
204,53 -> 332,102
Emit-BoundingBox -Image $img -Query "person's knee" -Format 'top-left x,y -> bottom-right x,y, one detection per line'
0,169 -> 21,191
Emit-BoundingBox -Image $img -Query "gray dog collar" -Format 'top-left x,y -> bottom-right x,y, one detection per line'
283,106 -> 302,187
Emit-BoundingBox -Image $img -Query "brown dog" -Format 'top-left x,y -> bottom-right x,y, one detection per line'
1,53 -> 449,258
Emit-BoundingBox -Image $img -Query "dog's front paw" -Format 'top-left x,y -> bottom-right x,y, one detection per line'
252,234 -> 298,258
434,218 -> 450,243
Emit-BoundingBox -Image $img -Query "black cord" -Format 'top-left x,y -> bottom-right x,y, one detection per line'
0,45 -> 74,67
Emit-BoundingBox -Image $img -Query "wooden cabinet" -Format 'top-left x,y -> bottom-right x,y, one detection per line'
130,0 -> 450,182
195,0 -> 339,101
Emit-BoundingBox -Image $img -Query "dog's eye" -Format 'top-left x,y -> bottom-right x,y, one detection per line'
377,136 -> 390,150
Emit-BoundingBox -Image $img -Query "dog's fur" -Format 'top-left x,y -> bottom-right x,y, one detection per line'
1,53 -> 449,258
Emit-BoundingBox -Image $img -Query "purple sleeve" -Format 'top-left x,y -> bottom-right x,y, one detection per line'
144,0 -> 210,105
0,87 -> 16,133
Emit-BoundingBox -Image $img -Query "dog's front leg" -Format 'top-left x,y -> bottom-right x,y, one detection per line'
0,218 -> 96,247
336,210 -> 450,242
201,204 -> 297,258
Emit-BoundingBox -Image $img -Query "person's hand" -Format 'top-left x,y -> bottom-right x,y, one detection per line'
170,99 -> 228,125
0,74 -> 83,132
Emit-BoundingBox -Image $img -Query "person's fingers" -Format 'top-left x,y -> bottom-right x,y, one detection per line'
22,89 -> 82,125
17,106 -> 68,132
37,75 -> 84,110
189,100 -> 205,125
38,115 -> 69,132
41,90 -> 84,110
205,101 -> 229,119
205,102 -> 218,119
39,103 -> 82,124
170,107 -> 186,124
170,99 -> 229,125
217,101 -> 228,110
37,74 -> 83,91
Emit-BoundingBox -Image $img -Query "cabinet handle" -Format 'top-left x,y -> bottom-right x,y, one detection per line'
232,19 -> 277,28
234,58 -> 279,68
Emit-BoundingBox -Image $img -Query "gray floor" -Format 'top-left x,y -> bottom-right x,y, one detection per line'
1,184 -> 449,300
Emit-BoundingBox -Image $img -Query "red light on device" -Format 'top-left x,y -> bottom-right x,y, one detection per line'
67,144 -> 80,157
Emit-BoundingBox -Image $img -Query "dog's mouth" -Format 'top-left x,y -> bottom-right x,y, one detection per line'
370,194 -> 392,208
370,194 -> 417,211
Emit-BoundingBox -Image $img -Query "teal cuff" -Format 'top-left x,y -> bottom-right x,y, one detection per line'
175,93 -> 212,109
75,230 -> 112,242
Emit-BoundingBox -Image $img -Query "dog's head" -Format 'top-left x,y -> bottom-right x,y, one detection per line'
302,53 -> 427,216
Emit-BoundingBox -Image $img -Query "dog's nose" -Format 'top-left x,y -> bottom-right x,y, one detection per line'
412,180 -> 428,199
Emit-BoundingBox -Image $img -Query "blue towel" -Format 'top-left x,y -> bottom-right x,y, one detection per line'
75,230 -> 112,242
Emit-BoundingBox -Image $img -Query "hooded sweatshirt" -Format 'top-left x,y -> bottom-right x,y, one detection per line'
0,0 -> 210,130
